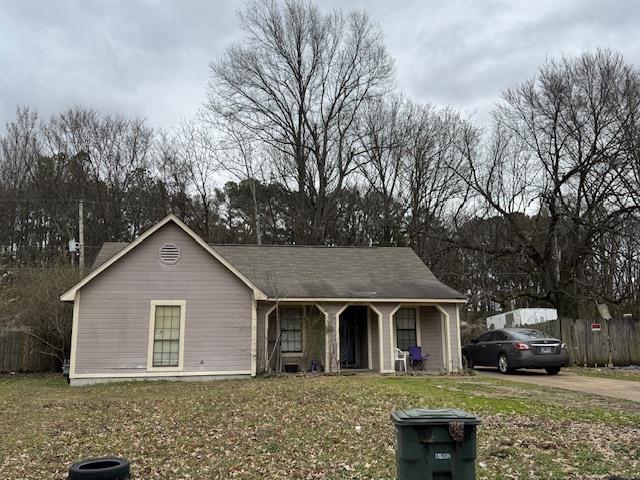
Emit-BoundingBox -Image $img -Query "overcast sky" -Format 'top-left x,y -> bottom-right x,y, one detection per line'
2,0 -> 640,131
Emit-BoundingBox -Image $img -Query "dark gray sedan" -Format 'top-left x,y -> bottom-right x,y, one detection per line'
462,328 -> 570,375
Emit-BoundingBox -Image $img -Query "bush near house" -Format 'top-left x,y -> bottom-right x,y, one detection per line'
0,263 -> 81,370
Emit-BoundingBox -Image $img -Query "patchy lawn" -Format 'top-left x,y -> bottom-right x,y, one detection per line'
567,366 -> 640,382
0,374 -> 638,480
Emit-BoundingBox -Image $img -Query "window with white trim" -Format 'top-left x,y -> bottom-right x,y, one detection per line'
395,308 -> 417,351
152,305 -> 182,367
280,307 -> 303,353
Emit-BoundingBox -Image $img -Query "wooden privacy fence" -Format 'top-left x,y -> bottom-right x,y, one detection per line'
534,317 -> 640,366
0,325 -> 55,372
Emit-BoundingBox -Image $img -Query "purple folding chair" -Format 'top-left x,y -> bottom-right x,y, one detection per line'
408,346 -> 430,370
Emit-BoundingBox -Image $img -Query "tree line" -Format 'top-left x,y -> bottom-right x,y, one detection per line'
2,0 -> 640,327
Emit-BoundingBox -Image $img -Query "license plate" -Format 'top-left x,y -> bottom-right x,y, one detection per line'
540,347 -> 552,354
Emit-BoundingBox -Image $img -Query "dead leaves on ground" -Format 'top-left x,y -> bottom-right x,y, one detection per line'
0,375 -> 638,479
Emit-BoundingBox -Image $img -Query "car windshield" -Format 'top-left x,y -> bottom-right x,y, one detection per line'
511,329 -> 547,339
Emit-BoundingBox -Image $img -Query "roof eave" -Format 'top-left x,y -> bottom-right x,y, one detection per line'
262,297 -> 467,303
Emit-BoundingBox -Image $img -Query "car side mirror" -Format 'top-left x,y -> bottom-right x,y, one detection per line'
471,338 -> 479,344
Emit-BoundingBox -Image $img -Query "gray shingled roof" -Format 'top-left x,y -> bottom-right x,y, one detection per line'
91,242 -> 464,300
213,245 -> 464,300
90,242 -> 128,271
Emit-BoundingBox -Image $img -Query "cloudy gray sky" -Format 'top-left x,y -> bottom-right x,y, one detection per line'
2,0 -> 640,130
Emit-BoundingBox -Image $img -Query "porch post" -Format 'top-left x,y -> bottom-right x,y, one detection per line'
375,304 -> 400,373
433,304 -> 452,373
327,310 -> 338,372
455,304 -> 463,371
317,303 -> 345,373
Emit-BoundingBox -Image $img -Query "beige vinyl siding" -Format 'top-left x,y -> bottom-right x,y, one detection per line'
75,223 -> 253,375
419,306 -> 444,371
442,303 -> 461,370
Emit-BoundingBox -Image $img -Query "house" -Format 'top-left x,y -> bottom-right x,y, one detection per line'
485,308 -> 558,330
60,215 -> 466,385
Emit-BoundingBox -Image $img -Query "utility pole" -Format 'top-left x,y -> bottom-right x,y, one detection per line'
553,231 -> 562,340
79,200 -> 85,269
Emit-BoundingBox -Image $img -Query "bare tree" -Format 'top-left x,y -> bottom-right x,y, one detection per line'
207,0 -> 393,243
171,121 -> 221,242
40,107 -> 155,239
199,110 -> 266,244
401,102 -> 468,263
357,95 -> 406,245
456,49 -> 640,316
0,107 -> 40,256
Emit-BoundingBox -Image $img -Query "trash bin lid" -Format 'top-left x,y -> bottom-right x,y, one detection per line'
390,408 -> 480,426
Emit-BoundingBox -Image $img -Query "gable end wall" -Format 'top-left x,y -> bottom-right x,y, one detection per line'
74,223 -> 253,376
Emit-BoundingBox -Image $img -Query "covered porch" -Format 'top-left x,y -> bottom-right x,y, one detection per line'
255,301 -> 461,375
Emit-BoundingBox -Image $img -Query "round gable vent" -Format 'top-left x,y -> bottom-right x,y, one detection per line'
159,244 -> 181,265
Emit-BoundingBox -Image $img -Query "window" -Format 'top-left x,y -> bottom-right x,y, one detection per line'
280,307 -> 303,353
395,308 -> 417,351
511,329 -> 546,340
148,301 -> 185,369
477,332 -> 493,343
491,331 -> 509,341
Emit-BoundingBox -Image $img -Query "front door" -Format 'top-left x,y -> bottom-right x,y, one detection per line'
339,306 -> 368,369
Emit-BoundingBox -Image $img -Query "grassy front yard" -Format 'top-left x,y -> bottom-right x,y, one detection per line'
1,374 -> 638,479
567,366 -> 640,382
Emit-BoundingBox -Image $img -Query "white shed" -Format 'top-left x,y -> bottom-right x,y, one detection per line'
485,308 -> 558,330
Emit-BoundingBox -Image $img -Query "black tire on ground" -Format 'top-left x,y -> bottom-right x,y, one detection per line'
69,457 -> 130,480
545,367 -> 561,375
497,353 -> 511,374
462,352 -> 474,370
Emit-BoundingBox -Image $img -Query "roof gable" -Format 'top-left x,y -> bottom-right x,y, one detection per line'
59,215 -> 267,302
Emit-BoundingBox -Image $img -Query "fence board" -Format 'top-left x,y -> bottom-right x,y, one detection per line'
535,317 -> 640,366
0,328 -> 55,372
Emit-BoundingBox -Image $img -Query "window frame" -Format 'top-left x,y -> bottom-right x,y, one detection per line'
491,331 -> 509,341
147,300 -> 186,372
478,331 -> 493,343
279,306 -> 304,354
395,307 -> 418,352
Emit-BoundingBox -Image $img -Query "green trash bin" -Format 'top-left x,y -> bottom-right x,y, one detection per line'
391,408 -> 480,480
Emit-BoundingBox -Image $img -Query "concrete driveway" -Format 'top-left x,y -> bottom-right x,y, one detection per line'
476,368 -> 640,403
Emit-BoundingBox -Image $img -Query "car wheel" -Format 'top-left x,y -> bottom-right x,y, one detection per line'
497,354 -> 511,374
545,367 -> 561,375
462,352 -> 474,370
